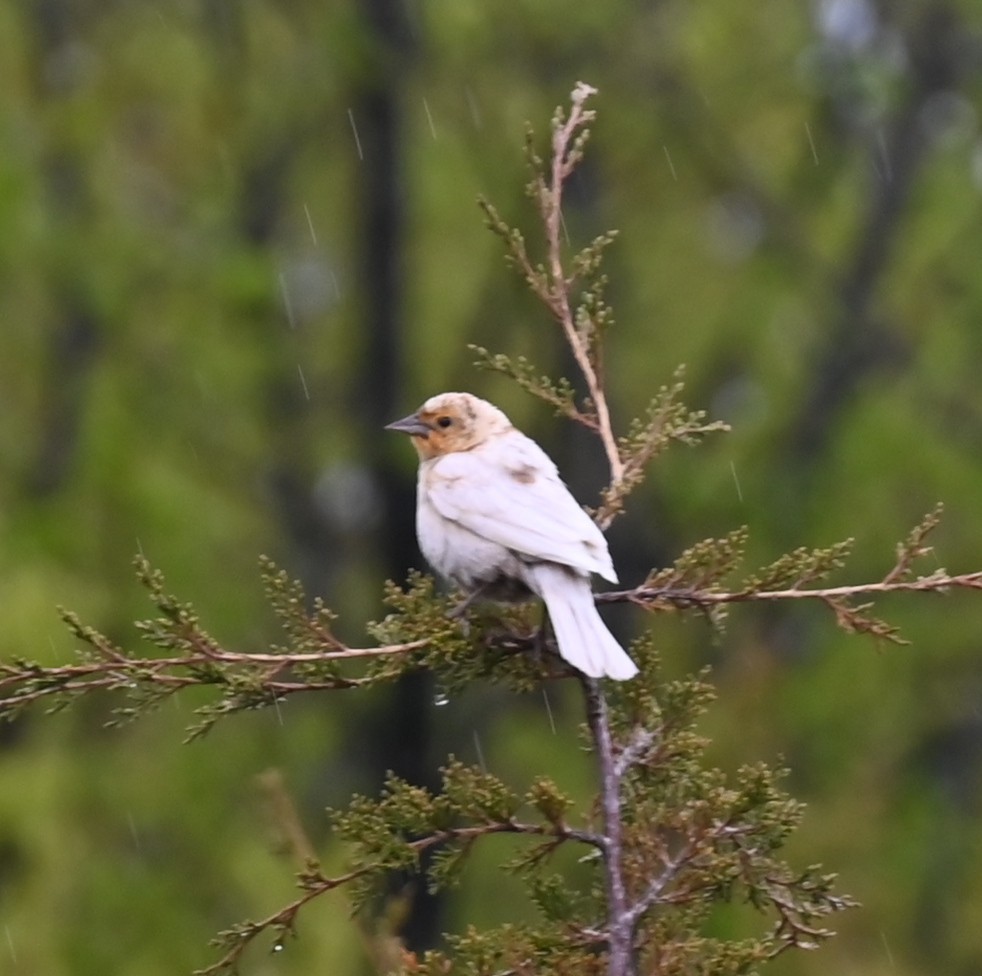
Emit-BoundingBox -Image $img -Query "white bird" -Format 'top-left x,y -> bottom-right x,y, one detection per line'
386,392 -> 638,680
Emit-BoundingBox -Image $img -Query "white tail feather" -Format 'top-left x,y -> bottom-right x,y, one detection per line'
529,564 -> 639,680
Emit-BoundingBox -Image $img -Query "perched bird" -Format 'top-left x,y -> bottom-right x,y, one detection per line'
386,392 -> 638,680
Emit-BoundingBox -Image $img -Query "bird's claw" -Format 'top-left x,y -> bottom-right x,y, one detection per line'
447,585 -> 487,621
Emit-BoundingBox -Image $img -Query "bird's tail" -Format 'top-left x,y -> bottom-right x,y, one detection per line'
530,564 -> 639,681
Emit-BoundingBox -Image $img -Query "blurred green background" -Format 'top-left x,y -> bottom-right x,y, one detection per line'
2,0 -> 982,973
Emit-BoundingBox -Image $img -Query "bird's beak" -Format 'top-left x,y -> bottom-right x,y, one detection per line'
385,412 -> 431,437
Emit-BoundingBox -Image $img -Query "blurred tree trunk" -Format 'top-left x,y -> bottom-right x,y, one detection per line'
200,0 -> 442,952
787,4 -> 968,464
22,1 -> 103,499
348,0 -> 447,958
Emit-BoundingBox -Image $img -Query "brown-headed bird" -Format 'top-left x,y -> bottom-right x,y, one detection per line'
386,392 -> 638,680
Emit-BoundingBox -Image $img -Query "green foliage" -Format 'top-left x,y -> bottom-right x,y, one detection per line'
597,369 -> 731,524
311,646 -> 854,976
470,344 -> 579,419
888,502 -> 945,582
367,572 -> 550,693
645,528 -> 750,597
332,760 -> 527,910
742,542 -> 854,594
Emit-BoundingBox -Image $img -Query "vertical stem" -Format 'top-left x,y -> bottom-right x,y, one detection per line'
547,84 -> 632,974
583,677 -> 632,976
351,0 -> 445,955
543,83 -> 624,487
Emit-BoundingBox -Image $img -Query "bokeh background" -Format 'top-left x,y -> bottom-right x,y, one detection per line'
2,1 -> 982,973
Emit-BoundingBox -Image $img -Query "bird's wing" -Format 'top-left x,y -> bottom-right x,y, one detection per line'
423,434 -> 617,581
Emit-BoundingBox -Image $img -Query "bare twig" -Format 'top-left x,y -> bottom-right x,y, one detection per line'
0,640 -> 429,717
600,570 -> 982,608
542,82 -> 624,487
194,864 -> 364,976
626,839 -> 699,925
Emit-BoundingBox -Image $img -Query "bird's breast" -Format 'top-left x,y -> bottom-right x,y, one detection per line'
416,487 -> 528,593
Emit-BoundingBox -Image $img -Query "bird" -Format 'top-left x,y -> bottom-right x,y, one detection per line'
386,392 -> 638,680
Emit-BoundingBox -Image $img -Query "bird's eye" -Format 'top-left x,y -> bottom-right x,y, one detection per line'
436,416 -> 453,429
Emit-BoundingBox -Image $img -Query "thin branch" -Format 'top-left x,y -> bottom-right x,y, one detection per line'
626,839 -> 699,925
483,85 -> 625,478
543,82 -> 624,487
193,864 -> 368,976
599,570 -> 982,608
583,677 -> 633,976
0,640 -> 428,717
196,817 -> 600,975
5,569 -> 977,721
613,727 -> 657,780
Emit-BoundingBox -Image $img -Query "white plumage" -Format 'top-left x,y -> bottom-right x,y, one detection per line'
387,392 -> 638,681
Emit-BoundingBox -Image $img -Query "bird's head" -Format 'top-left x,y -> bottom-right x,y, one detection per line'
386,392 -> 512,460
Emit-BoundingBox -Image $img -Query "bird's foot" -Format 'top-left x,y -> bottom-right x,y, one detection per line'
447,585 -> 487,620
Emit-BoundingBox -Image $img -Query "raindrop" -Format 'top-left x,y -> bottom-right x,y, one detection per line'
278,272 -> 296,329
4,925 -> 16,962
296,365 -> 310,402
729,461 -> 744,503
558,209 -> 571,247
272,940 -> 285,954
302,203 -> 318,246
465,86 -> 482,129
542,688 -> 557,735
433,691 -> 450,707
874,127 -> 892,182
472,729 -> 486,770
662,145 -> 678,181
347,108 -> 364,161
879,930 -> 894,968
422,97 -> 437,139
804,122 -> 820,165
127,811 -> 142,851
